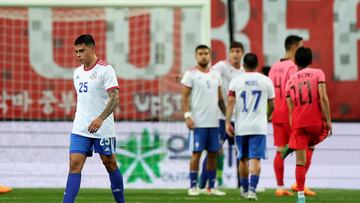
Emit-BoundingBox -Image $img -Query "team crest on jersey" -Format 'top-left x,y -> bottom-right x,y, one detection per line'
90,71 -> 97,80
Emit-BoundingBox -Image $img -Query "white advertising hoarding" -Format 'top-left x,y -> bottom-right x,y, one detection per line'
0,122 -> 359,189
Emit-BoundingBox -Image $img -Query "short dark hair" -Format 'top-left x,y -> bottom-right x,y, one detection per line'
74,34 -> 95,46
285,35 -> 303,51
229,41 -> 244,51
295,47 -> 312,68
243,53 -> 259,70
261,66 -> 270,76
195,44 -> 211,53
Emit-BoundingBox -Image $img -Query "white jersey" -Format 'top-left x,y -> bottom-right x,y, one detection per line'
181,67 -> 222,128
72,59 -> 119,138
229,72 -> 275,136
211,60 -> 244,120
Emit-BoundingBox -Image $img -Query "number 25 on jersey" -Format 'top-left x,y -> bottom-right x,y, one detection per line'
79,82 -> 88,93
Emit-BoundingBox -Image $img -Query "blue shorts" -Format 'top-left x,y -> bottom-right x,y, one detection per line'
192,128 -> 221,153
235,135 -> 267,160
69,133 -> 116,156
219,119 -> 235,145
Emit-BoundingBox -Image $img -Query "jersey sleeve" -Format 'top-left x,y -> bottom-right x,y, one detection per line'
228,78 -> 236,97
180,71 -> 192,87
267,78 -> 275,99
211,61 -> 224,75
215,71 -> 222,87
103,66 -> 119,91
317,69 -> 325,83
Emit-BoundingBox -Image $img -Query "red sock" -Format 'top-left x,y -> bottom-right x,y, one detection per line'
305,149 -> 314,174
296,165 -> 306,191
274,151 -> 284,186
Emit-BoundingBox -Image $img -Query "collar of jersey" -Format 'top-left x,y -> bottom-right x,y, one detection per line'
83,59 -> 100,72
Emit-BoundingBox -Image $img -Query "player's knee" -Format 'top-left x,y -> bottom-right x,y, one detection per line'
69,160 -> 83,173
191,152 -> 201,160
102,158 -> 118,172
207,152 -> 217,159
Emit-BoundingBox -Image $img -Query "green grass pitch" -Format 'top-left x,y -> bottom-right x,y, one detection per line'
0,188 -> 359,203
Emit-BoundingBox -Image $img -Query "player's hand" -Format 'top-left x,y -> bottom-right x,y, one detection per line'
88,117 -> 104,133
174,74 -> 182,83
185,117 -> 195,130
226,122 -> 235,137
325,120 -> 332,132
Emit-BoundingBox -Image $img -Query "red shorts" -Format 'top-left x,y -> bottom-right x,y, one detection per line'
273,122 -> 291,147
289,125 -> 329,150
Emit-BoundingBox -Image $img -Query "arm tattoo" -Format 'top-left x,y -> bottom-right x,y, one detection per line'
99,89 -> 119,120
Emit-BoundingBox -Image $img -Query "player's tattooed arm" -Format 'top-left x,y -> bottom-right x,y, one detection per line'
88,89 -> 119,133
99,89 -> 120,120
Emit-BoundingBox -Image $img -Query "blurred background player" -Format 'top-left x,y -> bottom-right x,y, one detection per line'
0,185 -> 12,194
226,53 -> 275,200
63,34 -> 124,203
199,41 -> 244,190
285,47 -> 332,203
181,45 -> 226,196
269,35 -> 303,197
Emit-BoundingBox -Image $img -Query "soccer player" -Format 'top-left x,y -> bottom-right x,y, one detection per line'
269,35 -> 303,196
181,44 -> 226,196
285,47 -> 332,203
226,53 -> 275,200
0,185 -> 12,194
199,41 -> 244,189
63,34 -> 125,203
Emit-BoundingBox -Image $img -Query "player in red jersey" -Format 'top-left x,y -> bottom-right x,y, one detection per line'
285,47 -> 332,203
269,35 -> 302,197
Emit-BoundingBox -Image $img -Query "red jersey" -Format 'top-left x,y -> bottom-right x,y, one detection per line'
285,67 -> 325,129
269,59 -> 297,123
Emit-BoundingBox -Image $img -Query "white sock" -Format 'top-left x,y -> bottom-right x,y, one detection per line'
278,185 -> 284,190
298,191 -> 305,198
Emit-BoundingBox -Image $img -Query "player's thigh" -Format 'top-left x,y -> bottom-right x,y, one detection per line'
273,123 -> 290,147
205,127 -> 221,153
235,136 -> 249,160
288,128 -> 309,150
93,137 -> 117,156
248,134 -> 267,159
193,128 -> 207,153
69,133 -> 94,157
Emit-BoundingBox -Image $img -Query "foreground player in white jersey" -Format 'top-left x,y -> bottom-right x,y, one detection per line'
181,45 -> 226,196
199,42 -> 244,188
226,53 -> 275,200
63,34 -> 125,203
